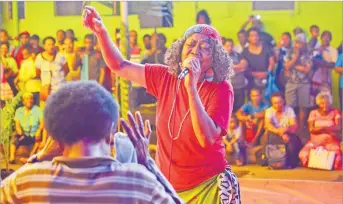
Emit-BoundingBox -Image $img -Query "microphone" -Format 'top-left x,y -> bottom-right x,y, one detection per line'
178,68 -> 190,80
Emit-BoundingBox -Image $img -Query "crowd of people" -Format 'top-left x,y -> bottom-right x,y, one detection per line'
0,7 -> 342,203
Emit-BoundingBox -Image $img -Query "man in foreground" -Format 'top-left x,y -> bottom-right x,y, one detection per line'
1,81 -> 182,204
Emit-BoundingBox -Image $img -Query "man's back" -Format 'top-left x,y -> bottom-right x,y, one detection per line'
1,156 -> 175,204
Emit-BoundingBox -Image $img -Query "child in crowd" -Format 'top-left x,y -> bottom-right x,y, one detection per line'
17,46 -> 41,106
223,116 -> 246,166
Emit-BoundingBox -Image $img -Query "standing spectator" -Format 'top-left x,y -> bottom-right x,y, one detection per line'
293,27 -> 304,36
81,34 -> 106,85
129,30 -> 141,63
275,32 -> 293,92
223,38 -> 247,112
234,30 -> 248,54
196,10 -> 211,25
30,34 -> 43,55
17,46 -> 41,106
284,33 -> 312,141
240,28 -> 275,94
240,15 -> 275,49
63,37 -> 82,81
35,36 -> 69,99
12,31 -> 31,67
337,41 -> 342,55
56,30 -> 66,52
334,53 -> 343,110
312,31 -> 338,97
142,34 -> 152,58
0,41 -> 18,104
263,92 -> 302,168
0,29 -> 15,53
223,116 -> 246,166
236,89 -> 269,146
308,25 -> 321,51
299,91 -> 342,170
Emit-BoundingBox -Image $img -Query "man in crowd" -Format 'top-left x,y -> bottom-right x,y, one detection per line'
1,81 -> 183,203
11,31 -> 31,67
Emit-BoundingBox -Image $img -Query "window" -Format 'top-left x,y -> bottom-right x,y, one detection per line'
18,1 -> 25,19
8,2 -> 12,19
252,1 -> 295,11
54,1 -> 83,16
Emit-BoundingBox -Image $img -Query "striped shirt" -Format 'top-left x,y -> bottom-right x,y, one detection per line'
1,156 -> 183,204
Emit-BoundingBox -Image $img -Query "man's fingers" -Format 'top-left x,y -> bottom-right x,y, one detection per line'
127,112 -> 141,140
144,120 -> 152,139
135,111 -> 145,137
120,118 -> 136,146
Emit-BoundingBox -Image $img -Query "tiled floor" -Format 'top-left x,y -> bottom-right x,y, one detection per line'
240,178 -> 342,204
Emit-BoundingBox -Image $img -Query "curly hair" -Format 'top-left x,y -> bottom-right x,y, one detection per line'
316,91 -> 333,106
164,37 -> 234,83
44,81 -> 119,145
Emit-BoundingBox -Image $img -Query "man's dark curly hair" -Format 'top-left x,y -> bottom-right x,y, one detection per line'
44,81 -> 119,145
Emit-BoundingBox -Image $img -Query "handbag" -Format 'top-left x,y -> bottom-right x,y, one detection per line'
308,146 -> 335,170
264,70 -> 280,101
265,144 -> 288,169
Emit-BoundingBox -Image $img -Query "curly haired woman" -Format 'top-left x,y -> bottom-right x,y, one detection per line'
82,6 -> 240,203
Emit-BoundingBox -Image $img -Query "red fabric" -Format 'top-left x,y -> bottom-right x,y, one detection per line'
11,45 -> 26,67
245,125 -> 257,143
299,109 -> 342,170
145,64 -> 233,191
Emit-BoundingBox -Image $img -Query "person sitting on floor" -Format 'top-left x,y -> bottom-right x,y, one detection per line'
262,92 -> 302,169
299,91 -> 342,170
223,116 -> 246,166
236,88 -> 269,146
9,92 -> 44,164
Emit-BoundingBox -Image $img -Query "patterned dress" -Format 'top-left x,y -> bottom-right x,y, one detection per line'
299,109 -> 342,170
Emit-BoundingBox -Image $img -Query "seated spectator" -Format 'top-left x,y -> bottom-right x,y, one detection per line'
9,92 -> 44,164
1,41 -> 18,105
1,81 -> 182,203
223,116 -> 246,166
17,46 -> 41,106
236,89 -> 269,146
223,38 -> 247,112
299,92 -> 342,170
263,92 -> 302,168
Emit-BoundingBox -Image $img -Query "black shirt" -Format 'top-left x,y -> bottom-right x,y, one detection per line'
241,45 -> 273,72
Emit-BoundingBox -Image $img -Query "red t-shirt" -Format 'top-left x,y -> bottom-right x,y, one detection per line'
145,64 -> 233,191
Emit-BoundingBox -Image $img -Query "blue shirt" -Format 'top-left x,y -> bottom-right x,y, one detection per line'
335,53 -> 343,88
241,101 -> 270,115
14,105 -> 43,136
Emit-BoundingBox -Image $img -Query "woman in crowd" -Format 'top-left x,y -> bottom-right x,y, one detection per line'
82,6 -> 240,203
299,92 -> 342,170
240,27 -> 275,95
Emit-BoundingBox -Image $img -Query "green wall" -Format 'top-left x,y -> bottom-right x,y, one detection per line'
2,1 -> 342,107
